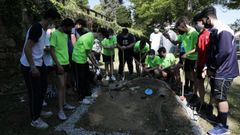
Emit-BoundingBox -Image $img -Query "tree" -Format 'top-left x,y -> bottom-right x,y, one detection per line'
215,0 -> 240,9
130,0 -> 214,34
116,5 -> 132,27
230,19 -> 240,31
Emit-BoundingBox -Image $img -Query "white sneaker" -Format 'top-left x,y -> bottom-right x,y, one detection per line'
42,100 -> 47,107
105,75 -> 110,81
82,98 -> 92,105
58,111 -> 67,120
40,111 -> 53,118
30,118 -> 49,129
63,103 -> 75,110
111,75 -> 116,81
91,92 -> 99,98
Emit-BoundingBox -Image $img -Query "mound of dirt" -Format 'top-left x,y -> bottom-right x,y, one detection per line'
76,78 -> 195,135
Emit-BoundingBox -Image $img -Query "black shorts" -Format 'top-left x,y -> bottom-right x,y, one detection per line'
196,66 -> 204,79
46,66 -> 54,74
179,52 -> 185,64
54,64 -> 70,75
95,53 -> 101,61
133,53 -> 146,63
102,54 -> 114,63
184,59 -> 196,72
210,78 -> 232,101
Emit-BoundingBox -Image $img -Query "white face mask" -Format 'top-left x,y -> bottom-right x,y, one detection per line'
109,35 -> 113,38
154,28 -> 159,33
149,55 -> 154,59
164,26 -> 170,32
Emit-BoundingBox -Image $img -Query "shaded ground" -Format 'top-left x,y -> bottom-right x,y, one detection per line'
76,78 -> 195,135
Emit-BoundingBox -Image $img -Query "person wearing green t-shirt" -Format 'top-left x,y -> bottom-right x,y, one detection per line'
163,16 -> 198,95
50,18 -> 75,121
158,47 -> 181,84
143,49 -> 161,77
72,27 -> 104,104
133,38 -> 150,75
101,28 -> 117,81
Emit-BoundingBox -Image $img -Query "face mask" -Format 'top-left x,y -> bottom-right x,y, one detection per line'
149,55 -> 154,59
154,28 -> 159,33
178,30 -> 185,35
109,35 -> 113,39
164,26 -> 170,32
203,18 -> 213,28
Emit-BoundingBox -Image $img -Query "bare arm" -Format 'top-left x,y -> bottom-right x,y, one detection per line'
163,32 -> 179,45
50,46 -> 64,73
71,34 -> 77,45
24,40 -> 36,67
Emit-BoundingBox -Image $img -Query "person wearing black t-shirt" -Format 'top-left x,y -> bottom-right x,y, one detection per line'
117,28 -> 135,79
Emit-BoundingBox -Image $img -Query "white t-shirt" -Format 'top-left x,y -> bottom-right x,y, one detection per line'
150,32 -> 162,53
92,39 -> 101,53
43,29 -> 54,66
20,23 -> 46,67
161,30 -> 177,53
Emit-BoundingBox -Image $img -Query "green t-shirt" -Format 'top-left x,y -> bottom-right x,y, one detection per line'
50,30 -> 69,65
101,36 -> 117,56
72,32 -> 94,64
159,53 -> 176,69
133,41 -> 150,53
177,26 -> 198,60
144,55 -> 161,68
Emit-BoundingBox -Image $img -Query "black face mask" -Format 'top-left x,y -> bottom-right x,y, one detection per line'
203,18 -> 213,29
178,30 -> 185,35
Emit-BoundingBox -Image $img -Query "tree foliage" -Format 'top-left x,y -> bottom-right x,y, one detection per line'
130,0 -> 214,34
215,0 -> 240,9
116,5 -> 132,27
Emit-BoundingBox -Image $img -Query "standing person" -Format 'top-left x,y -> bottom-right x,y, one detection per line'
133,38 -> 150,75
163,17 -> 199,95
50,18 -> 75,121
72,27 -> 103,104
20,9 -> 61,129
192,13 -> 211,108
92,39 -> 102,64
150,25 -> 163,54
101,28 -> 117,81
200,6 -> 239,135
71,18 -> 88,45
117,28 -> 135,79
161,23 -> 178,54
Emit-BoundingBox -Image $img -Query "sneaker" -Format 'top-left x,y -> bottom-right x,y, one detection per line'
63,103 -> 75,110
105,75 -> 110,81
40,111 -> 53,118
207,123 -> 230,135
82,98 -> 92,105
42,100 -> 47,107
30,118 -> 49,129
58,111 -> 67,120
91,92 -> 99,98
111,75 -> 116,81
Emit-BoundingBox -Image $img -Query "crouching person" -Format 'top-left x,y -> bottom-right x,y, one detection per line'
143,49 -> 161,77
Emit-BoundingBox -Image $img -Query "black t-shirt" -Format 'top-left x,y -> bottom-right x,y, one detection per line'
28,23 -> 43,42
117,33 -> 135,47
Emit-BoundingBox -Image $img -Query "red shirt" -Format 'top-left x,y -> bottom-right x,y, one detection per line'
197,29 -> 210,66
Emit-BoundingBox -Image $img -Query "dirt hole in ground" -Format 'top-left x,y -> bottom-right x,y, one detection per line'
76,78 -> 195,135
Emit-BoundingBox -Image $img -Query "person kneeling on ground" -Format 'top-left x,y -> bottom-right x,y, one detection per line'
133,38 -> 150,76
143,49 -> 161,77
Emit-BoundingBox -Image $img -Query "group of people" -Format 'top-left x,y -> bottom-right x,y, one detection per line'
20,6 -> 239,135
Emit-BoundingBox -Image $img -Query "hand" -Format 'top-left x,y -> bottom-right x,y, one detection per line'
202,69 -> 207,79
181,54 -> 187,58
57,65 -> 64,74
31,67 -> 40,77
162,71 -> 168,77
